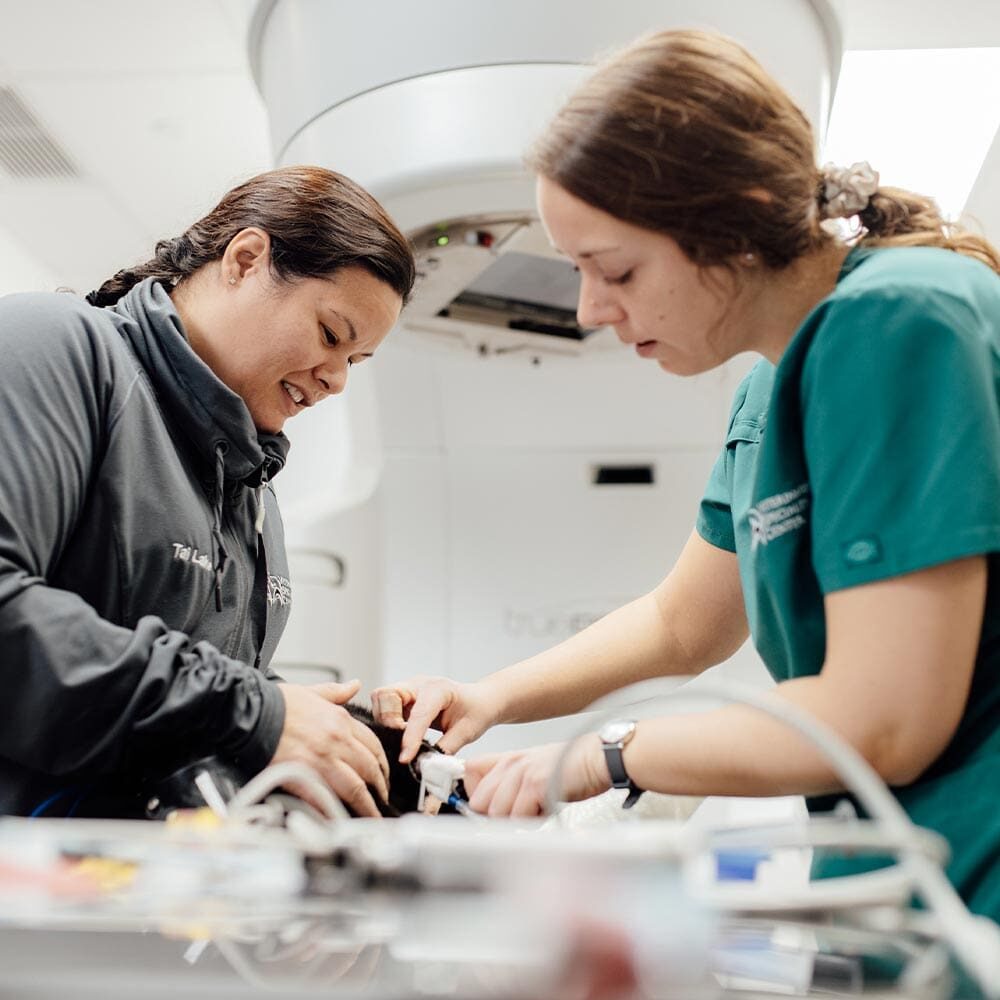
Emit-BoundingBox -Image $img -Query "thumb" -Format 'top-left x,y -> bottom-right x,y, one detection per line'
311,679 -> 362,705
435,721 -> 478,756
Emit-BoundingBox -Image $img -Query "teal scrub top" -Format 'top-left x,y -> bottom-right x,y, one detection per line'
697,246 -> 1000,920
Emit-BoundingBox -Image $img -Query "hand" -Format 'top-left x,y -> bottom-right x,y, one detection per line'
271,680 -> 390,818
463,736 -> 611,817
370,676 -> 498,763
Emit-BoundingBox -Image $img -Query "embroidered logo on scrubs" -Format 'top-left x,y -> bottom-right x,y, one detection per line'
748,483 -> 810,551
843,536 -> 882,567
267,575 -> 292,607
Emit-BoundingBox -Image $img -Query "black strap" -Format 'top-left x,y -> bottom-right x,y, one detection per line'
603,743 -> 631,787
622,784 -> 644,810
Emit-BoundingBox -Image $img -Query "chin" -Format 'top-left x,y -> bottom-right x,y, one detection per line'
657,358 -> 711,377
253,412 -> 285,435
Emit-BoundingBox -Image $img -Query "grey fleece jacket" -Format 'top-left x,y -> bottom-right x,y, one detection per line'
0,279 -> 291,816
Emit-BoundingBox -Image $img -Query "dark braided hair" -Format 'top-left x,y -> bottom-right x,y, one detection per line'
87,166 -> 416,306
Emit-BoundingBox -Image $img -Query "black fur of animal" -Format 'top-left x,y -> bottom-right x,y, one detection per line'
344,702 -> 461,817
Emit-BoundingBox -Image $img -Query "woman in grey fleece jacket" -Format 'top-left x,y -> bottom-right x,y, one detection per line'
0,166 -> 414,819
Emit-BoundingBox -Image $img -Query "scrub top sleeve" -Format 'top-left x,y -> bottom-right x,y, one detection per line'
696,366 -> 766,553
696,445 -> 738,552
801,292 -> 1000,594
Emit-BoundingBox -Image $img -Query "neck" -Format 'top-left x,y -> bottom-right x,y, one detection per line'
168,266 -> 214,361
745,242 -> 851,365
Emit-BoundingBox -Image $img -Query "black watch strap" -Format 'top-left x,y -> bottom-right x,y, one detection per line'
603,743 -> 631,787
602,743 -> 644,810
622,784 -> 644,810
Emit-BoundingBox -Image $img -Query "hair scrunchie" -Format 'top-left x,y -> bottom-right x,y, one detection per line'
819,160 -> 880,219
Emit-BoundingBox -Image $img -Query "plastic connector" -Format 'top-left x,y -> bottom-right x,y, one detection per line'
415,753 -> 466,811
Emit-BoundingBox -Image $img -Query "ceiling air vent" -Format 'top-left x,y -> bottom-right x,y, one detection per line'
0,87 -> 78,179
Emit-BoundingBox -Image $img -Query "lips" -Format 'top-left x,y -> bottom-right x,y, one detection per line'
635,341 -> 658,358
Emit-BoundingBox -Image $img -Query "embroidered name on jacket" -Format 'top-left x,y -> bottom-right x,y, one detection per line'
267,575 -> 292,607
171,542 -> 213,573
748,484 -> 810,550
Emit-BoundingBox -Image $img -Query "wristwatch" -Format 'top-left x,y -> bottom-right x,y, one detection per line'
598,719 -> 644,809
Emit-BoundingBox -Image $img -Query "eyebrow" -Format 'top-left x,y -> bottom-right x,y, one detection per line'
553,245 -> 621,260
578,246 -> 621,259
329,308 -> 358,342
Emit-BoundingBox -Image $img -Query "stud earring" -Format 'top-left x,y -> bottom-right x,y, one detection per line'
228,277 -> 237,285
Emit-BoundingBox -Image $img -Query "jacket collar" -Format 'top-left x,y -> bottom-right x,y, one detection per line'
112,279 -> 288,485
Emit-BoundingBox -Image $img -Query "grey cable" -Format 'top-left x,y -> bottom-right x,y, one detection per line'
229,761 -> 351,822
546,678 -> 1000,998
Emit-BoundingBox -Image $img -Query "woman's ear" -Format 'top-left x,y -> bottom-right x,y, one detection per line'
221,227 -> 271,285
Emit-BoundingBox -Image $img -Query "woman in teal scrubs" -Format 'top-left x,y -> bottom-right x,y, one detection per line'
373,30 -> 1000,919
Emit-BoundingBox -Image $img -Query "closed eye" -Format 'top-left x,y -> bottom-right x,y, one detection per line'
322,324 -> 339,347
605,269 -> 634,286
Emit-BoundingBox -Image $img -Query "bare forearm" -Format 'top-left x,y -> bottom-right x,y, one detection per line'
483,592 -> 715,725
621,674 -> 925,798
479,533 -> 748,728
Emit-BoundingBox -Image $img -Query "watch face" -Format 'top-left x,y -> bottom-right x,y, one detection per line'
600,719 -> 636,744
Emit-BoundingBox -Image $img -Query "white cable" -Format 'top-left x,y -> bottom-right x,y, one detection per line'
194,770 -> 230,819
706,816 -> 948,863
286,809 -> 340,854
547,678 -> 1000,998
228,762 -> 351,822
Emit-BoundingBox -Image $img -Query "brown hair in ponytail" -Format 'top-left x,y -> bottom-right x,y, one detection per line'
529,29 -> 1000,276
856,188 -> 1000,273
87,166 -> 416,306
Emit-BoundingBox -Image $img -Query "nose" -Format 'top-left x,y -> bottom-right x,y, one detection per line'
314,358 -> 348,397
575,275 -> 625,329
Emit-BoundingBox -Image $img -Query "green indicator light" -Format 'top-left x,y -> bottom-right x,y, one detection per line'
435,235 -> 450,246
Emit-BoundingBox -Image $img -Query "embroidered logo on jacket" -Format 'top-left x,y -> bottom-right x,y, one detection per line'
171,543 -> 213,573
748,484 -> 810,551
267,575 -> 292,607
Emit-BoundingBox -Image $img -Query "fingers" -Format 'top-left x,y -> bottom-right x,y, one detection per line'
370,686 -> 411,729
510,779 -> 546,818
280,775 -> 380,821
481,767 -> 523,817
323,761 -> 384,819
271,685 -> 390,812
312,679 -> 362,705
465,747 -> 558,817
348,714 -> 391,798
372,677 -> 488,763
461,754 -> 501,797
466,753 -> 523,816
399,691 -> 452,764
283,753 -> 384,819
325,708 -> 390,805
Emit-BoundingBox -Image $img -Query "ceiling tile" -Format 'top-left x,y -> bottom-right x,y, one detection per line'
16,72 -> 271,241
0,1 -> 246,77
0,180 -> 151,291
834,0 -> 1000,48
